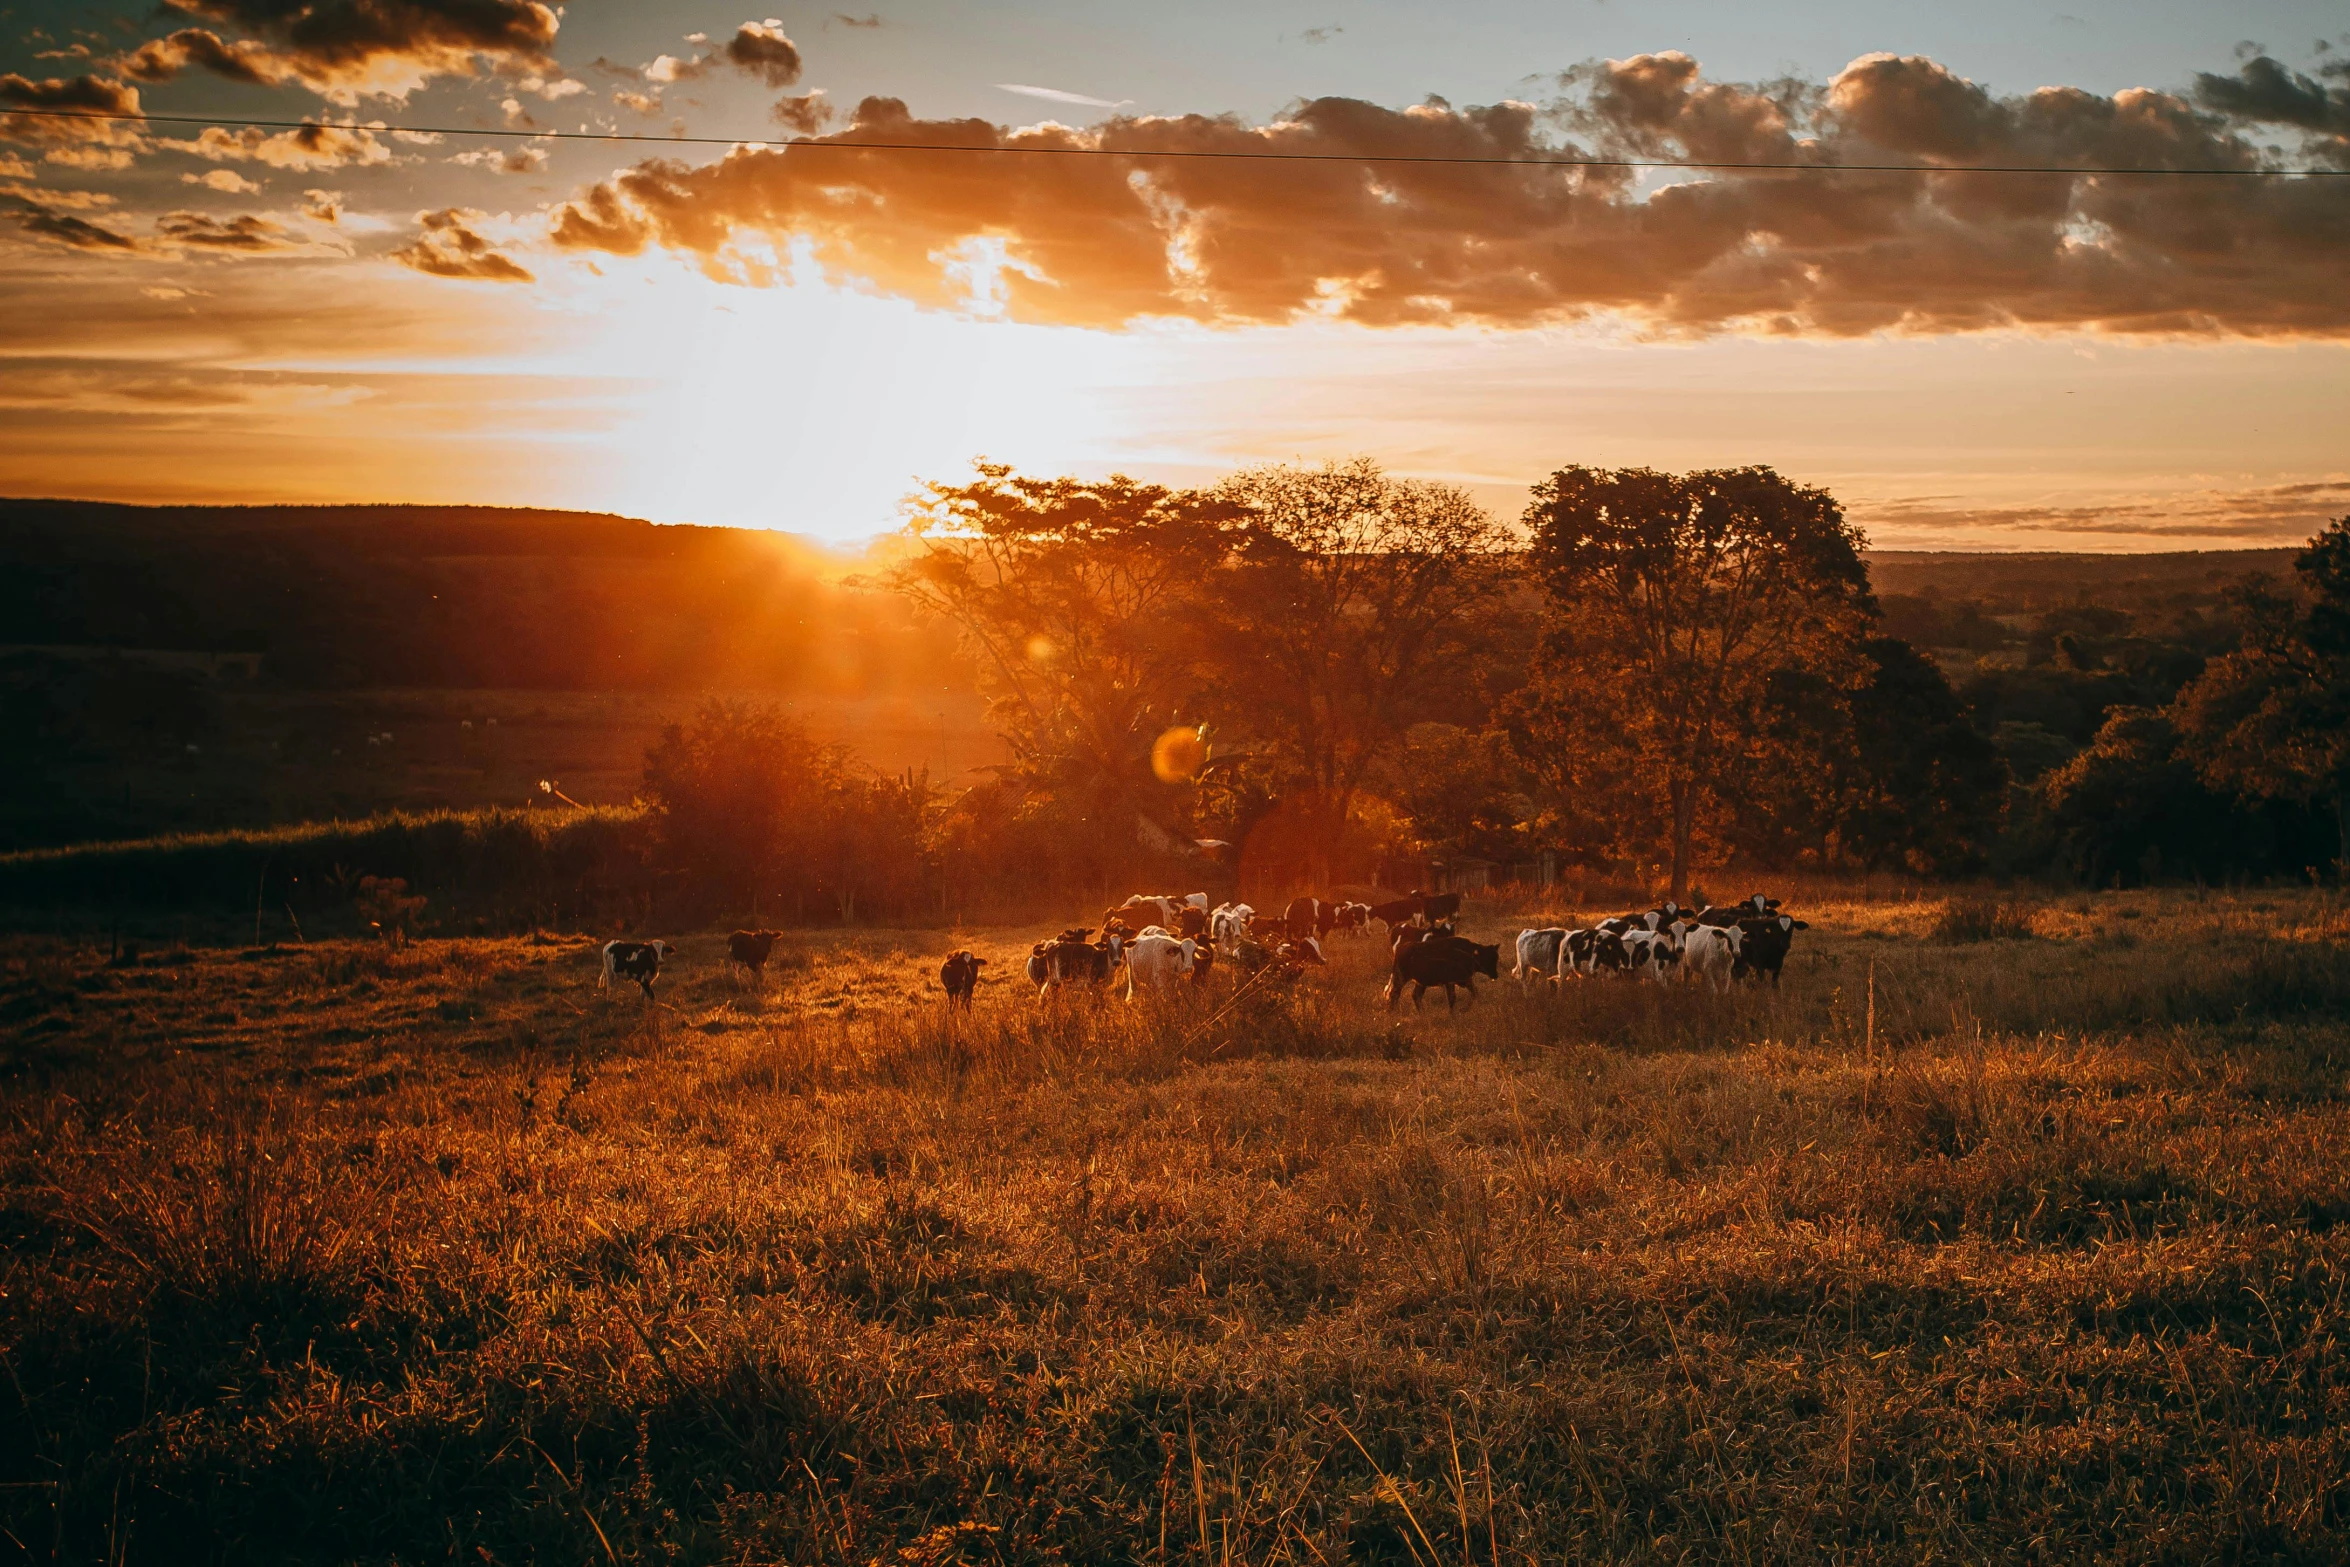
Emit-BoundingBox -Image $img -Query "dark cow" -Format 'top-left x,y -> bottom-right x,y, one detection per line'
1280,935 -> 1327,966
1598,902 -> 1682,937
1386,934 -> 1501,1012
1175,904 -> 1211,939
727,929 -> 783,976
1697,894 -> 1781,927
1029,928 -> 1091,991
1369,896 -> 1424,931
939,949 -> 987,1006
1042,929 -> 1128,993
599,939 -> 674,1001
1733,914 -> 1809,985
1419,891 -> 1463,925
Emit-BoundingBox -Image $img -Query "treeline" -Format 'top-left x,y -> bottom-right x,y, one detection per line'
0,500 -> 958,693
808,459 -> 2344,900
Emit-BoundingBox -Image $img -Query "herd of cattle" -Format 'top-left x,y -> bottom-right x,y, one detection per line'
594,889 -> 1808,1013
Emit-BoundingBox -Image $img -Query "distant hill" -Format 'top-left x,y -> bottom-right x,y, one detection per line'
0,499 -> 945,692
1867,548 -> 2296,617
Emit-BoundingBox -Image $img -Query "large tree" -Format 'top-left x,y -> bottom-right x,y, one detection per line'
883,463 -> 1235,827
1513,465 -> 1875,899
2172,517 -> 2350,873
1202,459 -> 1511,825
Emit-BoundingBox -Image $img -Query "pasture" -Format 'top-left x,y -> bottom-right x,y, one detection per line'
5,886 -> 2350,1563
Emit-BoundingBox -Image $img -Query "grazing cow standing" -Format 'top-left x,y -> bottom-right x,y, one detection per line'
1369,895 -> 1424,932
727,929 -> 783,979
1561,928 -> 1628,977
1514,928 -> 1567,985
1386,934 -> 1501,1012
1680,925 -> 1742,993
1622,925 -> 1686,984
1043,930 -> 1128,995
1125,932 -> 1198,998
1210,903 -> 1254,955
939,949 -> 987,1006
1733,915 -> 1808,986
599,940 -> 674,1001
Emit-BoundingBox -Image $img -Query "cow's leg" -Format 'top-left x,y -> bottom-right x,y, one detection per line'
638,976 -> 655,1002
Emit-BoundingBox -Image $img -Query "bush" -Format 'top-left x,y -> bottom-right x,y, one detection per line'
1932,896 -> 2036,943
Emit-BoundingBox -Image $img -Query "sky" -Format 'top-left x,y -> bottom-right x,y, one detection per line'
2,1 -> 2347,549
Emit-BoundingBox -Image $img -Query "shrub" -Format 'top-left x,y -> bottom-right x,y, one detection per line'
1932,896 -> 2036,943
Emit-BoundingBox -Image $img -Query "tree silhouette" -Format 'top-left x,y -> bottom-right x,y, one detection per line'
1515,465 -> 1874,899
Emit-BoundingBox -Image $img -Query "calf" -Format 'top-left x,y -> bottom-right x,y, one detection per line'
1210,902 -> 1254,955
1386,934 -> 1501,1012
599,939 -> 674,1001
1680,924 -> 1741,993
1733,914 -> 1808,986
1514,928 -> 1567,985
726,929 -> 783,977
939,949 -> 987,1006
1124,932 -> 1198,998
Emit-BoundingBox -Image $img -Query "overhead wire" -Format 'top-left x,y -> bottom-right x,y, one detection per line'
5,105 -> 2348,177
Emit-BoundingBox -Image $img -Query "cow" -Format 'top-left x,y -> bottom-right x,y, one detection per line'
1210,902 -> 1254,955
1419,891 -> 1463,925
1026,929 -> 1085,991
1369,896 -> 1424,931
1109,894 -> 1183,931
1282,935 -> 1327,966
1283,896 -> 1342,941
1514,928 -> 1568,985
1036,928 -> 1123,996
1696,893 -> 1781,928
1679,924 -> 1742,993
939,949 -> 987,1006
1560,927 -> 1629,977
1599,902 -> 1682,937
1332,901 -> 1371,937
1733,914 -> 1808,986
599,939 -> 674,1001
1125,932 -> 1199,998
1174,904 -> 1211,940
1386,934 -> 1501,1012
726,929 -> 783,979
1622,924 -> 1685,984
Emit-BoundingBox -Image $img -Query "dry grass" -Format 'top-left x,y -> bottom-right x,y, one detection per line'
4,886 -> 2350,1563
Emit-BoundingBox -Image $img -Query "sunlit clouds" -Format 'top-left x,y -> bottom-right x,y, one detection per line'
1,3 -> 2347,546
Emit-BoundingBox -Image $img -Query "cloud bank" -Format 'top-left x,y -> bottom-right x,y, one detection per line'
548,49 -> 2350,337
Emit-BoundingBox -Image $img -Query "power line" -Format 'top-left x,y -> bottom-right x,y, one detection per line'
6,106 -> 2348,177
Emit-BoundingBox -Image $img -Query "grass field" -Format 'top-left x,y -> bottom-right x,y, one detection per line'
5,887 -> 2350,1563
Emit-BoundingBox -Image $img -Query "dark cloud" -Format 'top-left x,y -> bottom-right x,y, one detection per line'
156,210 -> 298,251
126,0 -> 560,102
12,201 -> 143,251
391,206 -> 533,280
722,21 -> 802,88
0,72 -> 145,148
770,91 -> 832,134
545,51 -> 2350,338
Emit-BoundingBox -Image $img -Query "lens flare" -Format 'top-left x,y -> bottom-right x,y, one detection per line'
1151,725 -> 1206,782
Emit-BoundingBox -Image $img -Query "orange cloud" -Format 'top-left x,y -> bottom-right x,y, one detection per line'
391,207 -> 534,280
123,0 -> 560,103
546,51 -> 2350,338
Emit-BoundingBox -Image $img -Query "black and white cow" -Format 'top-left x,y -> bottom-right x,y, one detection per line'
1696,893 -> 1781,927
599,939 -> 675,1001
1732,914 -> 1808,985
